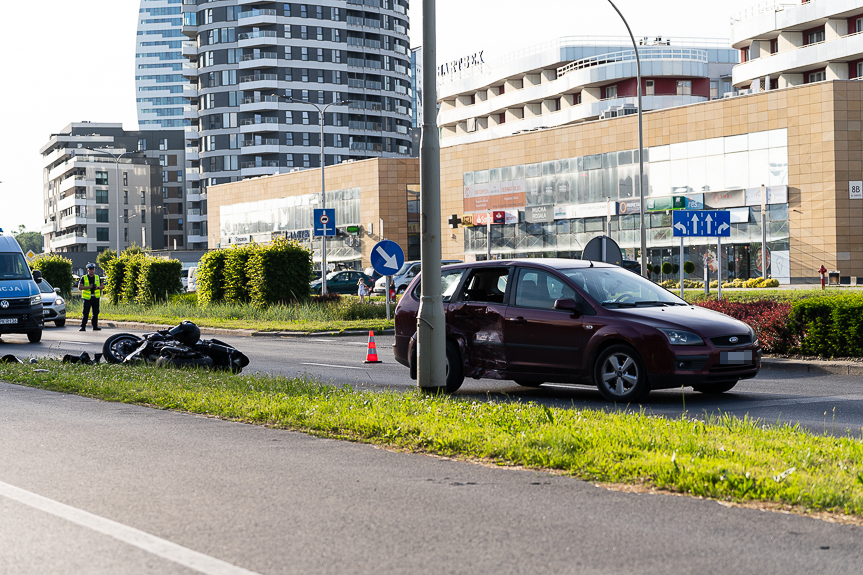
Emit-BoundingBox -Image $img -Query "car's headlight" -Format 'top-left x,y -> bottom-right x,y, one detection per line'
55,297 -> 65,305
659,328 -> 704,346
748,324 -> 759,347
30,295 -> 42,306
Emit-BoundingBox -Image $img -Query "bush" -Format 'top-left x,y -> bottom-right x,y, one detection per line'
136,258 -> 183,305
311,292 -> 342,305
103,257 -> 127,304
122,255 -> 146,303
696,299 -> 796,354
683,260 -> 695,275
661,262 -> 673,275
29,254 -> 73,298
246,239 -> 314,306
196,249 -> 228,305
96,249 -> 116,272
169,292 -> 199,305
789,294 -> 863,357
224,244 -> 260,303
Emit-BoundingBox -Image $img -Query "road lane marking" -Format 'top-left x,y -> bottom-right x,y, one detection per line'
309,339 -> 368,346
301,362 -> 367,370
709,394 -> 863,411
58,341 -> 90,346
0,480 -> 263,575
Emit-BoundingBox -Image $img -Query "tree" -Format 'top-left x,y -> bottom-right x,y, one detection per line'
122,242 -> 147,257
97,249 -> 117,271
12,226 -> 43,255
683,260 -> 696,275
661,262 -> 673,276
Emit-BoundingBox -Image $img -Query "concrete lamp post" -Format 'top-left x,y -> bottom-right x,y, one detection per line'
274,94 -> 350,296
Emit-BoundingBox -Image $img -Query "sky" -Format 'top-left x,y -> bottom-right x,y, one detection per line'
0,0 -> 756,235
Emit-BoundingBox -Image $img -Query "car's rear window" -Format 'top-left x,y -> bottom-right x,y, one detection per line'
411,268 -> 466,302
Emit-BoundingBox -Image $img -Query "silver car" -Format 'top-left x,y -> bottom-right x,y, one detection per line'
373,260 -> 463,295
38,279 -> 67,327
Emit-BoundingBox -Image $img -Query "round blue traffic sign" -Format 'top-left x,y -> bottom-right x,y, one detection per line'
370,240 -> 405,276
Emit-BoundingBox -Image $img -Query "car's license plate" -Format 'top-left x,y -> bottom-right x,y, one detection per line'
0,318 -> 17,325
720,350 -> 752,365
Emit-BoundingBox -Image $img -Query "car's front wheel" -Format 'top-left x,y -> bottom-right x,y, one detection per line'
444,340 -> 464,393
27,330 -> 42,343
594,345 -> 649,402
55,319 -> 66,327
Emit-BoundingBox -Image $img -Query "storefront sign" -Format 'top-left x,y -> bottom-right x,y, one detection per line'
229,235 -> 251,245
744,185 -> 789,206
462,214 -> 474,227
438,51 -> 485,77
272,229 -> 312,241
525,205 -> 554,223
704,189 -> 745,209
463,179 -> 526,212
570,202 -> 610,219
684,194 -> 704,210
553,205 -> 569,220
616,200 -> 641,214
473,210 -> 518,226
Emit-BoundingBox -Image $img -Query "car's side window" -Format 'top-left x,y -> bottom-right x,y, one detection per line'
411,269 -> 466,302
514,269 -> 575,309
458,267 -> 510,303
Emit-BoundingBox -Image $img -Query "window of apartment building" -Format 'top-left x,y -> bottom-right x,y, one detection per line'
335,134 -> 342,147
285,133 -> 293,146
333,71 -> 342,85
96,209 -> 109,223
303,154 -> 311,167
857,62 -> 863,79
809,71 -> 826,83
178,170 -> 183,183
301,47 -> 308,60
223,112 -> 237,128
123,172 -> 128,186
178,220 -> 184,232
302,89 -> 309,101
141,210 -> 146,224
806,28 -> 825,45
677,80 -> 692,95
204,9 -> 213,24
300,4 -> 307,18
318,90 -> 324,103
137,139 -> 146,151
333,29 -> 340,42
124,228 -> 129,243
284,3 -> 292,16
97,190 -> 109,204
163,171 -> 168,183
605,85 -> 617,99
303,133 -> 310,146
228,48 -> 243,64
710,80 -> 718,99
222,70 -> 237,85
97,228 -> 109,242
646,80 -> 654,96
332,7 -> 340,21
317,48 -> 324,62
575,92 -> 581,105
333,50 -> 341,63
226,6 -> 236,21
202,51 -> 214,67
123,209 -> 129,224
95,171 -> 108,185
856,17 -> 863,34
301,26 -> 308,40
741,46 -> 749,62
335,112 -> 343,126
316,27 -> 323,41
770,39 -> 778,54
140,191 -> 146,205
124,190 -> 129,204
316,6 -> 322,19
302,68 -> 309,82
302,111 -> 310,125
159,155 -> 167,167
159,138 -> 168,151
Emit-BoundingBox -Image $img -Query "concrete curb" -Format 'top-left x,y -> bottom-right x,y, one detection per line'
761,358 -> 863,376
92,320 -> 393,338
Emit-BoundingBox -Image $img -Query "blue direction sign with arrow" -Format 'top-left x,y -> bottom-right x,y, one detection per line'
370,240 -> 405,276
672,210 -> 731,237
313,208 -> 336,236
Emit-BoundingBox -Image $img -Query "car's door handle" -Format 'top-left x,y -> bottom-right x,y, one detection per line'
509,316 -> 526,324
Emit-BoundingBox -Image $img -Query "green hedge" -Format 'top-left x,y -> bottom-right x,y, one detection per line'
247,239 -> 313,306
122,255 -> 145,303
103,257 -> 127,305
196,249 -> 228,305
223,244 -> 259,304
789,294 -> 863,357
29,254 -> 73,298
136,258 -> 183,305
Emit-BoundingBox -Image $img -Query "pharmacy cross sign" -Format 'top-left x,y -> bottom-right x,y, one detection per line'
672,210 -> 731,237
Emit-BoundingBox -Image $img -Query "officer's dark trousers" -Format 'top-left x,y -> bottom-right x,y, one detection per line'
81,298 -> 100,328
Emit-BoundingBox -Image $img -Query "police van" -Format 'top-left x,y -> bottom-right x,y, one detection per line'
0,230 -> 44,342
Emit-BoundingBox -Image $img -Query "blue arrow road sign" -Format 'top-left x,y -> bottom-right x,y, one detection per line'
672,210 -> 731,237
370,240 -> 405,276
313,208 -> 336,236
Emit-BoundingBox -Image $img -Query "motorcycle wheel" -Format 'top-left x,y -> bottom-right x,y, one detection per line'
155,356 -> 215,370
102,334 -> 145,364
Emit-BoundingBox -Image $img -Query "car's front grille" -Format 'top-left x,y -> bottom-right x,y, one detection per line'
710,334 -> 752,347
0,297 -> 30,310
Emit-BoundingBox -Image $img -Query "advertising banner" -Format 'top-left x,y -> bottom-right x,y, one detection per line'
616,199 -> 641,215
704,189 -> 745,209
744,185 -> 788,206
473,209 -> 518,226
525,205 -> 554,223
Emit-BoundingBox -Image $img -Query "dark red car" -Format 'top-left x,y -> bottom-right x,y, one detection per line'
393,259 -> 761,401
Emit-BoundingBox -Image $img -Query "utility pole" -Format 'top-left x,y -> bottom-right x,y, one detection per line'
417,0 -> 446,392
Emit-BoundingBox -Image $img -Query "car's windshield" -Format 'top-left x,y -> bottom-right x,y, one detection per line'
38,280 -> 55,294
0,252 -> 32,281
562,266 -> 685,307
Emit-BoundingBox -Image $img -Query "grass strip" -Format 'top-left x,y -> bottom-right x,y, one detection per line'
4,361 -> 863,517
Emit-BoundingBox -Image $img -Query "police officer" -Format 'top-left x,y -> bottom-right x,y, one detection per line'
78,263 -> 102,332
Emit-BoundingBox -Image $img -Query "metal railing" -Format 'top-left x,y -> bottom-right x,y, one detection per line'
241,116 -> 279,126
241,95 -> 280,104
349,100 -> 383,111
238,30 -> 277,41
557,48 -> 708,78
243,52 -> 278,61
238,9 -> 277,19
241,138 -> 279,146
241,160 -> 280,169
730,2 -> 801,25
240,73 -> 279,83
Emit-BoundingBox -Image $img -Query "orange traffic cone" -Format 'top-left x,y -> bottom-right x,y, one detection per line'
364,330 -> 382,364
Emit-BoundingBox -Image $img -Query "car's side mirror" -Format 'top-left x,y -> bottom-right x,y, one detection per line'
32,270 -> 42,284
54,288 -> 61,294
554,298 -> 580,314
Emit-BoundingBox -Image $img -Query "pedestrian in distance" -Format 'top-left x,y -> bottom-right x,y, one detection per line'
78,263 -> 102,332
357,276 -> 368,304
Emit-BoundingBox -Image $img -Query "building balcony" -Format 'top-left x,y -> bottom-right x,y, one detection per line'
184,126 -> 199,140
182,63 -> 198,78
187,209 -> 206,223
59,215 -> 90,230
239,74 -> 280,90
237,8 -> 277,26
41,222 -> 57,235
240,118 -> 280,133
238,52 -> 279,70
241,139 -> 280,154
240,161 -> 281,177
51,232 -> 88,249
185,170 -> 201,182
185,149 -> 199,161
239,96 -> 281,112
237,0 -> 272,5
58,175 -> 89,194
182,41 -> 197,58
186,192 -> 201,202
57,193 -> 88,212
187,234 -> 206,245
184,106 -> 198,120
238,30 -> 278,49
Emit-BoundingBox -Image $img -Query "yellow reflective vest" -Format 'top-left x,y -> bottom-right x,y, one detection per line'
81,275 -> 102,300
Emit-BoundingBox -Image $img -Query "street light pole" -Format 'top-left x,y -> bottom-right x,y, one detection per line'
276,94 -> 349,296
80,147 -> 132,255
606,0 -> 647,277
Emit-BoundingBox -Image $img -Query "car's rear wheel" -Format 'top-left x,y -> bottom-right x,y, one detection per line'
27,330 -> 42,343
594,345 -> 649,402
692,380 -> 739,394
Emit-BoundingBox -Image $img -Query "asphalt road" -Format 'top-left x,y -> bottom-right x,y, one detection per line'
3,325 -> 863,436
1,381 -> 862,575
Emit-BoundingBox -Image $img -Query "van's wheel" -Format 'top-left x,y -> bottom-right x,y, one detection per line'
55,319 -> 66,327
27,331 -> 42,343
444,340 -> 464,393
594,345 -> 649,402
692,380 -> 739,394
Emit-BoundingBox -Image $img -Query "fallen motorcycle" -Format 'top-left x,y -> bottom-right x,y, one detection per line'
101,320 -> 250,374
